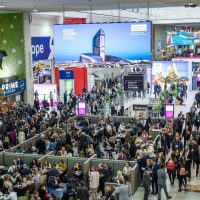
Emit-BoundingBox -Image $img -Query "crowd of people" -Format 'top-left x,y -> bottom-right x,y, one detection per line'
0,104 -> 198,199
1,81 -> 200,200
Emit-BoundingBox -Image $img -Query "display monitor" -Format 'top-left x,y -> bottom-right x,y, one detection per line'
78,101 -> 86,116
54,22 -> 152,62
165,104 -> 174,119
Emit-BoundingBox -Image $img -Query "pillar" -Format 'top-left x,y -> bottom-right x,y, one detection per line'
23,12 -> 34,105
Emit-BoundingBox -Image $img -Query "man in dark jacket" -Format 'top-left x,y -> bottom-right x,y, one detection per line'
78,131 -> 88,156
151,158 -> 159,195
195,89 -> 200,108
184,146 -> 193,180
142,167 -> 152,200
36,134 -> 46,154
194,145 -> 200,177
77,181 -> 90,200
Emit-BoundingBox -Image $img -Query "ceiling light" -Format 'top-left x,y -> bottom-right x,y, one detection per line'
32,8 -> 38,12
0,2 -> 6,8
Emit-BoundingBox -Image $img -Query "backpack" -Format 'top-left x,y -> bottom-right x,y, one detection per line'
179,167 -> 186,176
167,160 -> 174,171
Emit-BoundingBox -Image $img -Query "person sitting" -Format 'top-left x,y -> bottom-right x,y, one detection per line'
20,164 -> 32,177
58,146 -> 68,156
87,144 -> 95,157
29,158 -> 38,170
95,146 -> 105,158
17,157 -> 24,170
42,159 -> 51,174
3,175 -> 13,189
123,162 -> 132,175
4,187 -> 17,200
73,162 -> 83,180
113,170 -> 124,183
56,160 -> 67,173
8,160 -> 17,174
118,150 -> 127,160
47,174 -> 60,193
31,191 -> 41,200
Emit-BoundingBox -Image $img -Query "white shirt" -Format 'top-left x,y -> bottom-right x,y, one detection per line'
4,192 -> 17,200
89,171 -> 100,189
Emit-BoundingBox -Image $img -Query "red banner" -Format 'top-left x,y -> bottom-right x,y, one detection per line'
64,17 -> 86,24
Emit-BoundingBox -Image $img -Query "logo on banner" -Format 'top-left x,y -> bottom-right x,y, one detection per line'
0,79 -> 26,96
31,37 -> 53,61
59,70 -> 74,79
63,29 -> 77,40
131,24 -> 147,32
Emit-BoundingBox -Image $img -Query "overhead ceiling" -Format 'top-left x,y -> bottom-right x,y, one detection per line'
0,0 -> 190,12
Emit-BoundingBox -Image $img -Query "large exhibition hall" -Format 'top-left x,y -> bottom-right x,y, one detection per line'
1,0 -> 200,200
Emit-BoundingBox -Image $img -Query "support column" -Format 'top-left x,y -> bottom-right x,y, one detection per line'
23,12 -> 34,105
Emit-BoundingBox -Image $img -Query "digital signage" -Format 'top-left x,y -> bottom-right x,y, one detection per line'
34,84 -> 58,107
165,104 -> 174,119
78,101 -> 86,116
54,22 -> 152,62
124,74 -> 147,91
197,73 -> 200,87
152,61 -> 188,88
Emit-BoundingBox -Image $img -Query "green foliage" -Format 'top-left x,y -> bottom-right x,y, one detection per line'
104,94 -> 110,102
116,86 -> 123,95
155,102 -> 163,112
0,13 -> 25,80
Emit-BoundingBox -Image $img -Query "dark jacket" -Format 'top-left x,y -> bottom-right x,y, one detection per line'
142,170 -> 151,188
152,162 -> 159,180
77,186 -> 90,200
194,150 -> 200,164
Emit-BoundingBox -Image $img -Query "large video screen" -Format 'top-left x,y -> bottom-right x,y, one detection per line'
54,22 -> 152,63
167,31 -> 200,47
152,61 -> 188,88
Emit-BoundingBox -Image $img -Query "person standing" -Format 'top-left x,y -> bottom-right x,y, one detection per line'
183,83 -> 188,99
184,146 -> 193,181
194,145 -> 200,177
89,166 -> 100,200
113,178 -> 130,200
157,164 -> 172,200
142,167 -> 152,200
167,155 -> 175,185
151,158 -> 159,194
77,181 -> 90,200
195,89 -> 200,108
63,91 -> 68,105
50,91 -> 53,107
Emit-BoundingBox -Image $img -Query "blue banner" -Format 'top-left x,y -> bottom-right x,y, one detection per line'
59,70 -> 74,79
31,37 -> 52,61
0,79 -> 26,96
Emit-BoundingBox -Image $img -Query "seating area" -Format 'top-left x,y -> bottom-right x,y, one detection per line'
0,114 -> 163,199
